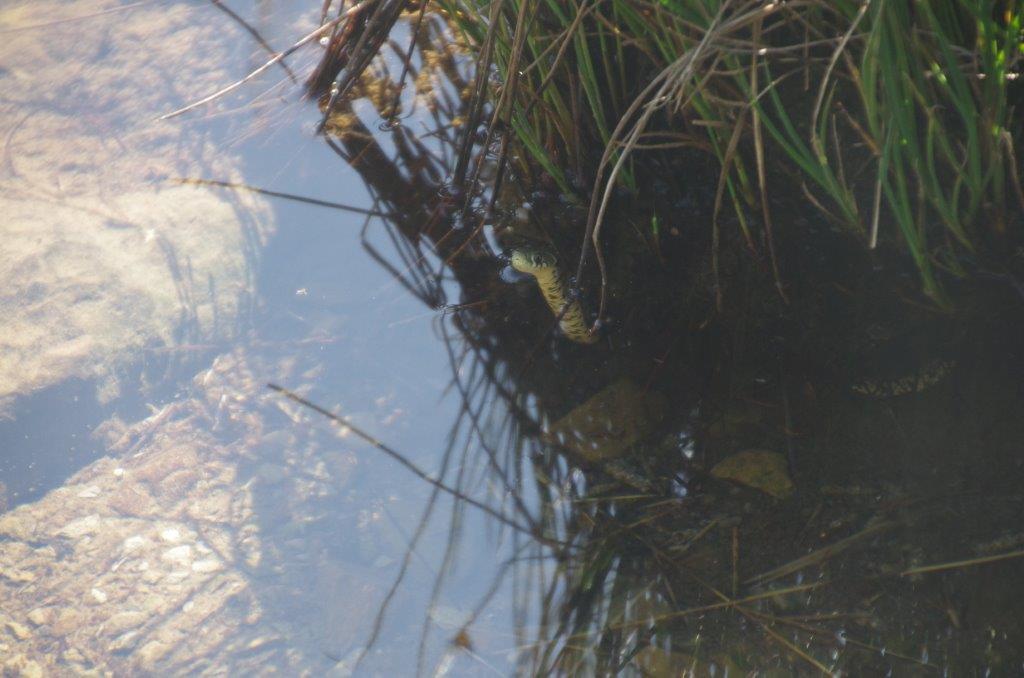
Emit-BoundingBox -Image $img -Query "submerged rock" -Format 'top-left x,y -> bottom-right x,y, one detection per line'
0,346 -> 384,673
544,378 -> 668,461
0,416 -> 261,672
711,449 -> 794,499
0,0 -> 275,414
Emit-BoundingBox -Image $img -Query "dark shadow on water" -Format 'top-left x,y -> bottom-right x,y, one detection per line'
234,14 -> 1024,675
0,379 -> 110,508
0,331 -> 235,510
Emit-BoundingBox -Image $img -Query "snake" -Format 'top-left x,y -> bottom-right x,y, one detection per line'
510,244 -> 598,344
845,320 -> 960,398
508,245 -> 956,393
850,358 -> 956,398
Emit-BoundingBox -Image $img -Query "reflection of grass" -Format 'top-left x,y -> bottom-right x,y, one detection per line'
293,9 -> 1024,674
438,0 -> 1022,304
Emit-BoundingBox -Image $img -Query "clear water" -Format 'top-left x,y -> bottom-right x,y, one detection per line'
1,2 -> 1023,676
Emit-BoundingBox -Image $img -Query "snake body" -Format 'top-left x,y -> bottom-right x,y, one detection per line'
850,358 -> 955,399
510,245 -> 597,344
508,247 -> 956,395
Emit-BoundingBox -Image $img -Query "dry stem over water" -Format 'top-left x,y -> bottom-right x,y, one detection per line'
161,2 -> 1024,672
171,1 -> 1022,306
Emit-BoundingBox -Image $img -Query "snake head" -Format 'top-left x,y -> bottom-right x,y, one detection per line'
509,245 -> 557,275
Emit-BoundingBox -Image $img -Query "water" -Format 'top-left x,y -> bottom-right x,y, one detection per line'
2,1 -> 1023,675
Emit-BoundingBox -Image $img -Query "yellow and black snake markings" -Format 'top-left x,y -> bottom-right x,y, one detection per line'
510,245 -> 597,344
850,358 -> 956,399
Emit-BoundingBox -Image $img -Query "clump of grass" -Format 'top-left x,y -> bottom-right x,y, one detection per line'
437,0 -> 1023,307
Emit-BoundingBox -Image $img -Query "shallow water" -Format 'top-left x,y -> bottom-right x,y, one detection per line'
1,1 -> 1023,676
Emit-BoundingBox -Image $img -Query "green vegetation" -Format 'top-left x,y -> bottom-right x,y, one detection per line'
436,0 -> 1023,303
301,11 -> 1024,671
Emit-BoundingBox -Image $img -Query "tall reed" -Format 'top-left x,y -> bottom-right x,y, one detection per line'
438,0 -> 1022,304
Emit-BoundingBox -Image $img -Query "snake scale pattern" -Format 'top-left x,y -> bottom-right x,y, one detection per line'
509,246 -> 954,395
510,245 -> 597,344
850,358 -> 955,399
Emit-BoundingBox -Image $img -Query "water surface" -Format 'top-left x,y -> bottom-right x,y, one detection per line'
1,2 -> 1023,675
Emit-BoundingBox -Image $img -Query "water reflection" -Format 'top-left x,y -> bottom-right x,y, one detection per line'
298,9 -> 1024,675
1,2 -> 1023,676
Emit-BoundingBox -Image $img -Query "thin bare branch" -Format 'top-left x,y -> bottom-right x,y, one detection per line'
159,0 -> 379,121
